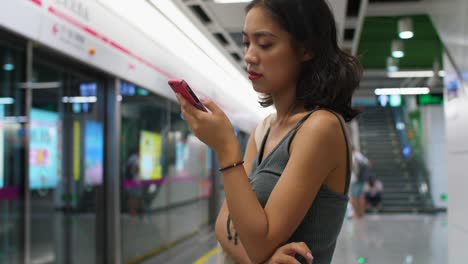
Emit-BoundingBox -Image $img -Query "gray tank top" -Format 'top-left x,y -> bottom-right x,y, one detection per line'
249,109 -> 351,264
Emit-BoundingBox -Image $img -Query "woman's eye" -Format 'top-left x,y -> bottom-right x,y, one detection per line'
242,42 -> 250,48
259,44 -> 272,49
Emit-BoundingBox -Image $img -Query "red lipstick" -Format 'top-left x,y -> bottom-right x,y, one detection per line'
248,71 -> 263,81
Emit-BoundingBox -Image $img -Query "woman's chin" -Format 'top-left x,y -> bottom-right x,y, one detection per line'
252,84 -> 268,94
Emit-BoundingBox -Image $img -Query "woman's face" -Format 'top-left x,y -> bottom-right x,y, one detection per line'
243,5 -> 308,95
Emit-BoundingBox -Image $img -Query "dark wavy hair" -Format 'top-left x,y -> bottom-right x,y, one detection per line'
246,0 -> 362,122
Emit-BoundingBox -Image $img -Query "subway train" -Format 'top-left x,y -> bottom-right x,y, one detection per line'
3,0 -> 468,264
0,0 -> 256,263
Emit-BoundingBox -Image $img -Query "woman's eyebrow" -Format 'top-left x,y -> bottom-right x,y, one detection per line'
242,31 -> 278,39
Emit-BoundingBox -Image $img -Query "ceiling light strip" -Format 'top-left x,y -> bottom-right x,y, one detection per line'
387,70 -> 445,78
213,0 -> 251,3
374,87 -> 430,95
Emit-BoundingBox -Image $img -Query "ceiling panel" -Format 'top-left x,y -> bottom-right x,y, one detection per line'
358,15 -> 443,70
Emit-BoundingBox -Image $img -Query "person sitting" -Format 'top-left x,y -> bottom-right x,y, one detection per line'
364,176 -> 383,210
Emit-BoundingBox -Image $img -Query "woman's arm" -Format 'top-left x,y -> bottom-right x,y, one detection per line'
177,98 -> 341,263
216,205 -> 314,264
215,125 -> 258,263
215,200 -> 252,263
218,111 -> 343,263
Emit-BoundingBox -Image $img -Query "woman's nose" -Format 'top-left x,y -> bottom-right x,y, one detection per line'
244,48 -> 258,65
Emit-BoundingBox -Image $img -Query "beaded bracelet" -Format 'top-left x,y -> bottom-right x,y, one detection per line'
219,160 -> 244,172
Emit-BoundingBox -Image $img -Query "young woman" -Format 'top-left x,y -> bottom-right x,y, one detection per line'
176,0 -> 361,263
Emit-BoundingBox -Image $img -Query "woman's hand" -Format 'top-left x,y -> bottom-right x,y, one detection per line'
176,94 -> 241,162
266,242 -> 314,264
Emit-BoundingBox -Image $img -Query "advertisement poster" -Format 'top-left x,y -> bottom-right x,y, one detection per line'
139,131 -> 162,180
175,140 -> 186,173
85,121 -> 103,185
0,105 -> 4,188
29,108 -> 59,189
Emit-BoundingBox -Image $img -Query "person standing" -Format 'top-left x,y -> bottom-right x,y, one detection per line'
176,0 -> 361,262
350,147 -> 370,218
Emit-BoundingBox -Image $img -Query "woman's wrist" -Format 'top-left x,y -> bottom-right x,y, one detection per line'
216,142 -> 242,169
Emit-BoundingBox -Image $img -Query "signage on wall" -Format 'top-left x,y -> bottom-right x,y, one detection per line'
29,108 -> 60,189
139,131 -> 162,180
54,0 -> 90,21
85,121 -> 103,185
0,106 -> 4,188
443,54 -> 468,101
3,0 -> 262,133
120,81 -> 150,97
80,82 -> 97,113
417,93 -> 443,105
121,81 -> 136,96
52,23 -> 86,52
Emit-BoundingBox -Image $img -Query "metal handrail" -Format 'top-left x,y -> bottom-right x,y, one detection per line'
392,107 -> 434,210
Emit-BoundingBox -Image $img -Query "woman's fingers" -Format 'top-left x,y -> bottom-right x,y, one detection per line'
176,94 -> 204,130
202,99 -> 221,114
269,254 -> 301,264
267,242 -> 313,264
281,242 -> 313,263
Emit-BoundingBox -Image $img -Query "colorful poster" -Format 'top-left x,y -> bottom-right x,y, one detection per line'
175,140 -> 186,172
139,131 -> 162,180
73,121 -> 80,181
0,105 -> 4,188
85,121 -> 103,185
29,108 -> 59,189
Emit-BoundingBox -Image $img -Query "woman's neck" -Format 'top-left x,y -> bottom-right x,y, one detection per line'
271,93 -> 306,126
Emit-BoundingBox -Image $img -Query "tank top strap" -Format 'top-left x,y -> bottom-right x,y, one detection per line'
291,107 -> 320,131
323,110 -> 351,195
289,108 -> 351,195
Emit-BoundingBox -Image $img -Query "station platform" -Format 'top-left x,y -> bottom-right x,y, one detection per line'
152,213 -> 447,264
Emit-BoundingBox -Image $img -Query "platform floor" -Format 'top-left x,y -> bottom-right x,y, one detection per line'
153,213 -> 447,264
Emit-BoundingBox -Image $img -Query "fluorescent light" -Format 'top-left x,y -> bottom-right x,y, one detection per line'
145,0 -> 265,114
388,70 -> 446,78
97,0 -> 268,132
399,31 -> 414,39
398,18 -> 414,39
374,87 -> 430,95
214,0 -> 251,3
392,51 -> 404,58
18,82 -> 62,89
2,116 -> 28,123
3,52 -> 15,71
62,96 -> 97,103
386,57 -> 398,72
391,40 -> 404,58
3,64 -> 14,71
0,97 -> 15,104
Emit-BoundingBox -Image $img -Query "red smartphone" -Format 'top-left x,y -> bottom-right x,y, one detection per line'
168,79 -> 208,112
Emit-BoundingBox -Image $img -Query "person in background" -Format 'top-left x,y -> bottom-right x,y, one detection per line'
364,176 -> 384,210
350,147 -> 370,218
176,0 -> 361,263
125,149 -> 144,218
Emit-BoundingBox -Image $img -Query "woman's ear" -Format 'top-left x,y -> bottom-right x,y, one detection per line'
301,49 -> 314,62
295,43 -> 313,62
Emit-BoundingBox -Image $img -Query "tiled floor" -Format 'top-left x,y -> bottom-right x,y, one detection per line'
27,200 -> 210,264
158,213 -> 448,264
27,211 -> 448,263
332,214 -> 447,264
